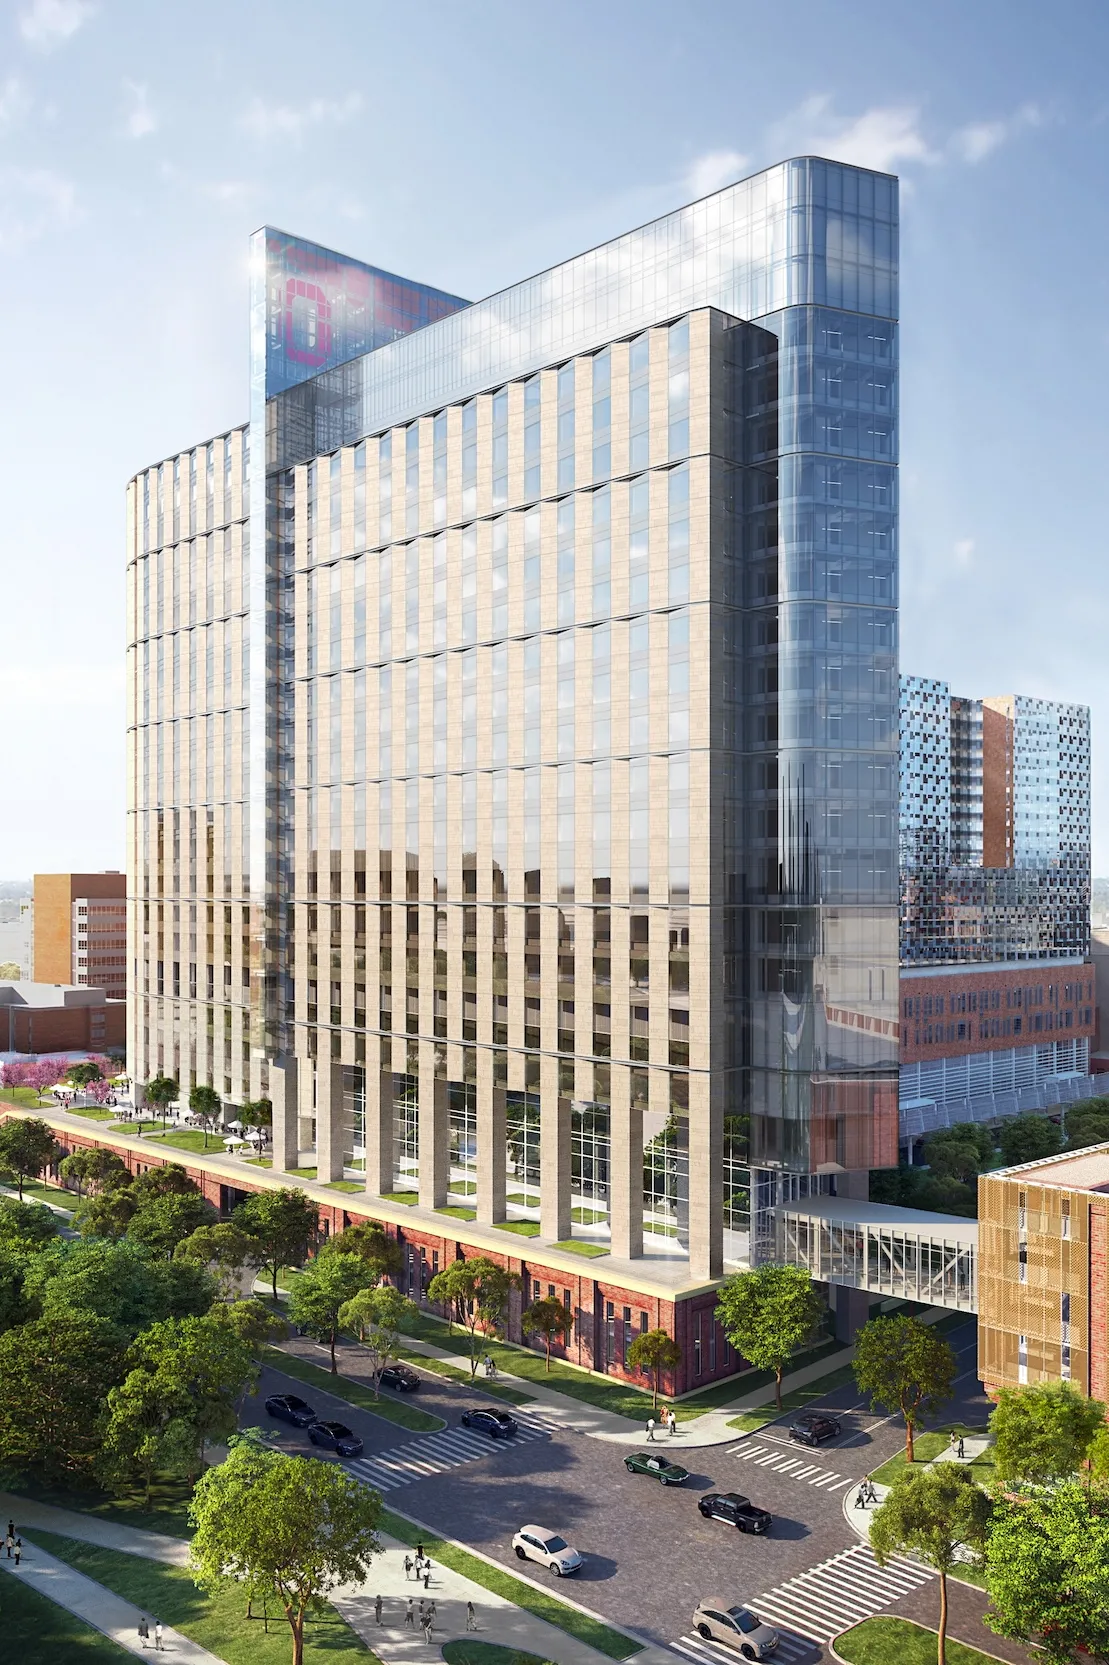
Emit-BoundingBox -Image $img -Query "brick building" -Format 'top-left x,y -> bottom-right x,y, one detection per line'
33,872 -> 127,999
0,982 -> 125,1054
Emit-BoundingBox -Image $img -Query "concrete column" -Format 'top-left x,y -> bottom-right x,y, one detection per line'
832,1284 -> 871,1343
540,1058 -> 572,1242
418,1049 -> 449,1210
315,1054 -> 345,1183
476,1047 -> 506,1224
270,1055 -> 299,1174
364,1056 -> 394,1198
608,1065 -> 643,1260
687,1068 -> 722,1280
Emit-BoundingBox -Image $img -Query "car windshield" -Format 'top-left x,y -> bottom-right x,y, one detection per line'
542,1536 -> 569,1553
326,1424 -> 350,1436
286,1396 -> 309,1409
727,1609 -> 759,1633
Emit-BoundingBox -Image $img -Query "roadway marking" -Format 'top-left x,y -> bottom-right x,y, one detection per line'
747,1542 -> 936,1645
725,1442 -> 848,1490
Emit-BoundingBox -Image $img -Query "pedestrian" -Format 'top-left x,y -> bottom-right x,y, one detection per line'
4,1531 -> 12,1559
668,1410 -> 677,1437
416,1542 -> 425,1561
138,1616 -> 150,1649
646,1416 -> 656,1441
865,1477 -> 877,1504
405,1599 -> 415,1627
950,1431 -> 959,1456
957,1434 -> 966,1460
424,1568 -> 431,1590
5,1518 -> 13,1543
374,1595 -> 383,1625
154,1619 -> 164,1652
422,1616 -> 433,1645
404,1554 -> 413,1580
854,1484 -> 866,1509
13,1539 -> 22,1567
466,1601 -> 477,1632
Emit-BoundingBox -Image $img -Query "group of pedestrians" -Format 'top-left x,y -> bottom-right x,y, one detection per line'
853,1475 -> 879,1509
4,1519 -> 22,1564
645,1408 -> 678,1440
404,1544 -> 435,1588
136,1615 -> 164,1650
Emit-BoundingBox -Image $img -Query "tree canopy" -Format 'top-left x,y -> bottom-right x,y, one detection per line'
852,1314 -> 957,1460
287,1251 -> 376,1372
338,1284 -> 416,1394
986,1482 -> 1109,1664
175,1221 -> 263,1298
427,1256 -> 520,1377
998,1113 -> 1063,1167
24,1236 -> 216,1335
521,1295 -> 574,1373
325,1220 -> 404,1282
0,1307 -> 128,1484
990,1380 -> 1107,1489
872,1463 -> 991,1665
715,1264 -> 825,1409
626,1326 -> 681,1408
0,1117 -> 60,1200
233,1188 -> 318,1298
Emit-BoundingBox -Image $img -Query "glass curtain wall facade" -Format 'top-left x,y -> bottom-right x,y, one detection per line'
128,158 -> 900,1284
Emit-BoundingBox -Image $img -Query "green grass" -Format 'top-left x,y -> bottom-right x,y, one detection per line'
24,1531 -> 372,1665
506,1193 -> 539,1208
9,1477 -> 194,1540
385,1190 -> 418,1205
443,1643 -> 552,1665
61,1103 -> 119,1123
290,1166 -> 319,1180
379,1508 -> 639,1660
391,1344 -> 534,1405
570,1207 -> 607,1225
449,1181 -> 477,1196
494,1219 -> 541,1237
553,1239 -> 608,1258
0,1569 -> 133,1661
325,1180 -> 366,1194
0,1175 -> 75,1213
0,1087 -> 51,1107
726,1357 -> 859,1432
263,1346 -> 445,1432
107,1117 -> 163,1134
437,1205 -> 477,1221
869,1425 -> 993,1488
835,1616 -> 1000,1665
137,1128 -> 228,1154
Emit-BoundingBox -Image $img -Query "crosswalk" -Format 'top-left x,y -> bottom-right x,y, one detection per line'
671,1623 -> 816,1665
344,1411 -> 557,1493
749,1541 -> 935,1645
724,1440 -> 856,1494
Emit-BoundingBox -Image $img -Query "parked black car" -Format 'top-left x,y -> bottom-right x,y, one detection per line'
379,1363 -> 422,1393
787,1412 -> 842,1447
697,1492 -> 772,1534
308,1420 -> 364,1457
264,1393 -> 317,1428
461,1407 -> 519,1438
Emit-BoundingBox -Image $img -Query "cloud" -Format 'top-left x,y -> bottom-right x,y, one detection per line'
687,149 -> 749,199
0,165 -> 76,247
953,538 -> 975,566
18,0 -> 94,50
950,103 -> 1042,163
769,95 -> 937,174
122,79 -> 156,140
239,92 -> 362,144
0,77 -> 31,128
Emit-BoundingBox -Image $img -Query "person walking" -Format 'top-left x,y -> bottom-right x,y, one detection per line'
374,1595 -> 383,1625
405,1599 -> 415,1627
668,1409 -> 677,1437
865,1475 -> 877,1504
5,1518 -> 13,1547
422,1614 -> 433,1645
138,1616 -> 150,1650
854,1484 -> 866,1509
957,1434 -> 966,1460
13,1539 -> 22,1567
4,1530 -> 13,1559
154,1619 -> 164,1652
466,1601 -> 477,1632
424,1566 -> 431,1590
404,1554 -> 414,1580
416,1542 -> 425,1561
646,1416 -> 656,1441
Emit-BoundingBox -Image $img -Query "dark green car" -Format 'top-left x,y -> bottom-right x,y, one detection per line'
624,1451 -> 689,1485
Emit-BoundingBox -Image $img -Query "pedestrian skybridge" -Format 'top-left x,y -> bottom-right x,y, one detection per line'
770,1195 -> 978,1312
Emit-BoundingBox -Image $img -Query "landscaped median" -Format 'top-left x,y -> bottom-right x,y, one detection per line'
833,1616 -> 1003,1665
262,1344 -> 446,1432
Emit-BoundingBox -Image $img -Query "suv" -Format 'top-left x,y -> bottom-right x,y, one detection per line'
692,1601 -> 779,1661
379,1363 -> 421,1392
264,1393 -> 317,1427
461,1407 -> 519,1438
307,1420 -> 364,1457
512,1525 -> 583,1576
788,1412 -> 841,1447
697,1493 -> 772,1534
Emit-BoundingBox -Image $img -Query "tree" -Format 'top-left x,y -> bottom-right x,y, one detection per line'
991,1380 -> 1107,1490
143,1074 -> 179,1130
521,1295 -> 575,1373
986,1482 -> 1109,1663
924,1122 -> 994,1185
853,1315 -> 957,1461
241,1098 -> 273,1136
0,1195 -> 58,1252
234,1188 -> 318,1300
0,1117 -> 60,1201
0,960 -> 21,979
130,1163 -> 199,1203
98,1366 -> 200,1503
67,1061 -> 104,1091
188,1083 -> 223,1149
1065,1100 -> 1109,1153
128,1191 -> 218,1260
871,1463 -> 991,1665
1088,1423 -> 1109,1486
25,1237 -> 217,1336
76,1186 -> 138,1239
427,1256 -> 521,1378
189,1436 -> 382,1665
209,1296 -> 289,1359
627,1326 -> 682,1407
998,1113 -> 1062,1167
175,1221 -> 263,1299
287,1252 -> 375,1373
325,1220 -> 404,1283
715,1264 -> 826,1411
59,1147 -> 130,1199
0,1307 -> 128,1484
338,1284 -> 417,1394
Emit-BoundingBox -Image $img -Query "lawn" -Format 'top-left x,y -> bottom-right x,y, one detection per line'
443,1644 -> 552,1665
263,1345 -> 445,1432
869,1425 -> 994,1488
384,1191 -> 417,1205
552,1240 -> 608,1258
0,1175 -> 76,1213
726,1356 -> 858,1432
326,1179 -> 367,1194
437,1205 -> 477,1221
134,1128 -> 228,1154
25,1531 -> 373,1665
0,1570 -> 133,1661
62,1103 -> 119,1123
494,1220 -> 541,1238
835,1616 -> 1000,1665
380,1508 -> 639,1660
10,1477 -> 194,1540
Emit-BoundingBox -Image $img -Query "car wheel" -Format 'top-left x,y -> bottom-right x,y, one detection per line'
552,1564 -> 563,1577
660,1476 -> 669,1485
514,1547 -> 526,1560
624,1461 -> 634,1472
741,1648 -> 757,1661
697,1626 -> 712,1640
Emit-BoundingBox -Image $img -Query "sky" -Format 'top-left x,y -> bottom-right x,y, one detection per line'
1,0 -> 1108,876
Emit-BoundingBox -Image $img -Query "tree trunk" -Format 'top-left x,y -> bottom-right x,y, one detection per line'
271,1260 -> 279,1300
653,1374 -> 659,1411
289,1610 -> 305,1665
329,1325 -> 338,1373
937,1570 -> 948,1665
775,1365 -> 783,1412
905,1417 -> 915,1462
17,1173 -> 24,1201
545,1336 -> 551,1372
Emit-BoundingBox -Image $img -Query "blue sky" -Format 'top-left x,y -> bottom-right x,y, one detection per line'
2,0 -> 1108,872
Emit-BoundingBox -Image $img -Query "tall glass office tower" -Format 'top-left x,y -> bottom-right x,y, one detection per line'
127,158 -> 899,1377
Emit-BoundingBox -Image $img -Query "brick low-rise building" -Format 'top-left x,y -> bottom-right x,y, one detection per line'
32,872 -> 127,999
0,983 -> 126,1055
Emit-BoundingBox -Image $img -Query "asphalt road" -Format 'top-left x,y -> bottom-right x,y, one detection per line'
246,1317 -> 989,1658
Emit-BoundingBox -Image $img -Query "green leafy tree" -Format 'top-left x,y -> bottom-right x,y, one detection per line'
924,1123 -> 994,1185
175,1221 -> 263,1298
715,1264 -> 825,1411
189,1436 -> 382,1665
188,1083 -> 223,1148
76,1185 -> 138,1239
1064,1100 -> 1109,1152
853,1315 -> 957,1461
209,1296 -> 289,1358
626,1326 -> 682,1408
234,1188 -> 318,1299
0,1307 -> 128,1483
287,1251 -> 375,1373
986,1482 -> 1109,1663
0,1117 -> 60,1201
521,1295 -> 574,1373
325,1220 -> 404,1282
338,1284 -> 417,1394
0,1245 -> 32,1334
98,1366 -> 199,1502
427,1256 -> 520,1378
128,1191 -> 218,1260
991,1380 -> 1107,1489
143,1074 -> 179,1131
67,1061 -> 104,1090
119,1313 -> 259,1476
1087,1423 -> 1109,1485
25,1237 -> 216,1336
130,1163 -> 198,1203
871,1463 -> 992,1665
0,1195 -> 58,1252
998,1113 -> 1062,1167
241,1098 -> 273,1133
59,1147 -> 130,1199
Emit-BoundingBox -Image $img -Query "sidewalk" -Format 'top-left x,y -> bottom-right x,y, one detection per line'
0,1491 -> 189,1565
841,1435 -> 992,1542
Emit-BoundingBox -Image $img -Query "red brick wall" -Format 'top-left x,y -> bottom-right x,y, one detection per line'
1,999 -> 126,1055
900,963 -> 1095,1064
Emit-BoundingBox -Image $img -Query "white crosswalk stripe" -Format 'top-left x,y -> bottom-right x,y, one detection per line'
747,1541 -> 936,1645
724,1442 -> 854,1492
671,1624 -> 816,1664
344,1412 -> 554,1492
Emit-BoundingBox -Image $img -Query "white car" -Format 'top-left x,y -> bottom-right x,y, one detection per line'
692,1601 -> 779,1661
511,1524 -> 583,1576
